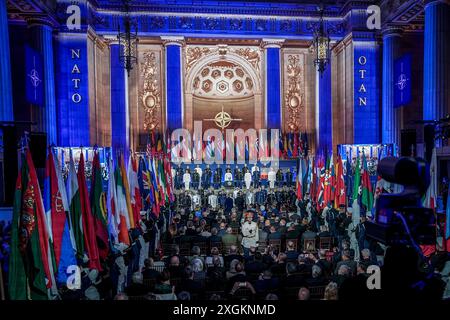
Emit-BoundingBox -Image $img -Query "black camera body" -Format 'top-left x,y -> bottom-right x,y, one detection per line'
366,157 -> 436,246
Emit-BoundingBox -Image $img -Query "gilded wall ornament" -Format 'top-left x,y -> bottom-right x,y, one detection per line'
284,54 -> 305,132
232,47 -> 261,74
140,51 -> 161,131
186,47 -> 212,72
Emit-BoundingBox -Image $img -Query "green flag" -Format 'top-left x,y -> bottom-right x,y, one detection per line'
352,156 -> 361,203
9,152 -> 49,300
361,155 -> 374,211
66,153 -> 84,259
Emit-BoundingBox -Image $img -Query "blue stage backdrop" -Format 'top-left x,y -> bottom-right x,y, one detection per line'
394,53 -> 412,108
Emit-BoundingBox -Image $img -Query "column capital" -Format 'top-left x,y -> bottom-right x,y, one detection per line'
261,38 -> 285,49
161,36 -> 185,47
424,0 -> 450,8
25,15 -> 59,29
381,25 -> 403,38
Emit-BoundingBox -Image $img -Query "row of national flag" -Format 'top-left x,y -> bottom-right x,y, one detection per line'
295,152 -> 374,214
171,131 -> 309,161
9,144 -> 174,299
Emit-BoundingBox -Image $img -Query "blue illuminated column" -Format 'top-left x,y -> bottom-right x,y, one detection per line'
0,0 -> 13,121
27,17 -> 58,144
110,43 -> 129,155
423,0 -> 450,122
162,36 -> 184,132
381,27 -> 402,145
262,39 -> 284,130
316,64 -> 332,153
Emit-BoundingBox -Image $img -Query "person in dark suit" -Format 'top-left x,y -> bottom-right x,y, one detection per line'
306,265 -> 327,287
253,270 -> 280,294
142,258 -> 161,280
267,226 -> 282,240
285,240 -> 299,261
178,266 -> 203,294
245,252 -> 267,276
270,253 -> 287,277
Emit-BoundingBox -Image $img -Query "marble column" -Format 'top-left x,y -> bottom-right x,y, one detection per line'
110,43 -> 129,157
381,26 -> 402,145
0,0 -> 13,121
27,17 -> 58,144
423,0 -> 450,122
262,39 -> 284,130
162,36 -> 184,132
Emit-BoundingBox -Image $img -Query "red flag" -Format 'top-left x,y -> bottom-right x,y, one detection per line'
26,150 -> 55,289
44,149 -> 67,267
78,152 -> 102,271
335,155 -> 347,208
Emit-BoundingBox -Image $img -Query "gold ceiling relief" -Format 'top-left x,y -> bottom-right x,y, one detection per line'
140,51 -> 161,132
284,53 -> 305,132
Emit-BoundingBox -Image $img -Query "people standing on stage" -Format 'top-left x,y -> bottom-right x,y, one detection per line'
195,165 -> 202,189
252,164 -> 260,188
244,169 -> 252,189
276,168 -> 284,187
192,168 -> 200,190
183,167 -> 192,190
285,168 -> 293,187
224,166 -> 233,188
260,168 -> 268,187
213,167 -> 222,189
268,167 -> 276,189
202,164 -> 212,189
234,166 -> 243,188
175,166 -> 184,190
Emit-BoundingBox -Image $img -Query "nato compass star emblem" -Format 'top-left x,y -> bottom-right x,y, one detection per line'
28,56 -> 42,101
28,68 -> 41,88
396,73 -> 409,91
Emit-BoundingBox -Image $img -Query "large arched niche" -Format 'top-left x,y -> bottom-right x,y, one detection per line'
184,46 -> 263,131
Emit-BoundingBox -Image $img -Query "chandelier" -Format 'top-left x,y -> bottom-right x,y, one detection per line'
313,4 -> 330,75
117,0 -> 138,76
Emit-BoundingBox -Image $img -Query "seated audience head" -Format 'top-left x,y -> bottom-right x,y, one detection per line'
324,282 -> 338,300
298,287 -> 310,300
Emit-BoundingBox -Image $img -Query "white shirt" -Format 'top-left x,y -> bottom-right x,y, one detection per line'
268,170 -> 276,182
192,194 -> 201,208
208,194 -> 218,209
183,172 -> 191,183
246,192 -> 254,205
195,167 -> 203,178
244,172 -> 252,182
224,172 -> 233,182
241,221 -> 258,248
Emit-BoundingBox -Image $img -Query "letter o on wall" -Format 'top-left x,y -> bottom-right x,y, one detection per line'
72,93 -> 82,103
358,56 -> 367,65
